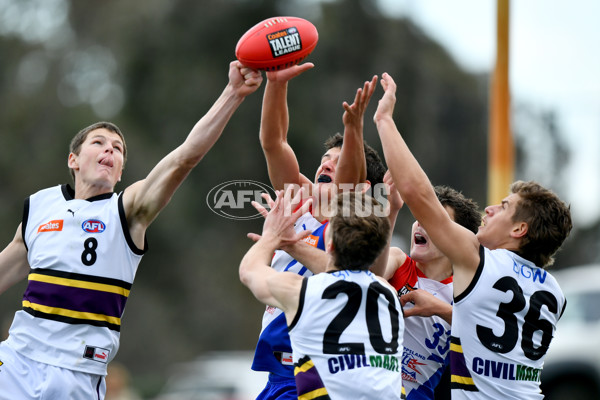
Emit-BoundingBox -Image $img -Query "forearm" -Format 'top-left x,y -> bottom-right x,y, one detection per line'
180,83 -> 247,166
0,230 -> 30,296
239,235 -> 279,291
123,82 -> 248,226
282,241 -> 330,274
259,80 -> 289,152
371,200 -> 399,278
376,117 -> 433,209
335,124 -> 366,187
259,80 -> 303,189
401,289 -> 453,324
437,303 -> 453,324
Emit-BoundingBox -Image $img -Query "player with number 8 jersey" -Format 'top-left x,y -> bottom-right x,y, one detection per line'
0,61 -> 263,399
7,184 -> 144,375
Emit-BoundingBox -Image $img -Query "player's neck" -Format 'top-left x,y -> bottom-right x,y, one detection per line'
416,259 -> 452,281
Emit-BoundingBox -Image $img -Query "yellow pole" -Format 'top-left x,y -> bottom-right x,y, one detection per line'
488,0 -> 513,205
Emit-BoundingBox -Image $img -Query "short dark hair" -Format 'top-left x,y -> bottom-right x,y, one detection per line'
324,133 -> 386,187
68,121 -> 127,181
510,180 -> 572,268
434,185 -> 481,234
329,192 -> 390,270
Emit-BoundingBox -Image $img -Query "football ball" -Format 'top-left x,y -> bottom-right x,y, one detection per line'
235,16 -> 319,71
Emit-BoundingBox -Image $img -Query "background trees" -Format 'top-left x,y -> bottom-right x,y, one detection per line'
1,0 -> 594,394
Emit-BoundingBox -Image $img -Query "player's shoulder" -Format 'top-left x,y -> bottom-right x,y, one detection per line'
389,246 -> 408,267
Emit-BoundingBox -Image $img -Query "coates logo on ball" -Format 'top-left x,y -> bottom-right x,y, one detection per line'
236,16 -> 318,71
206,180 -> 276,220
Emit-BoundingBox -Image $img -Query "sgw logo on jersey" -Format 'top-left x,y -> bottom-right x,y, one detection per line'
38,220 -> 63,233
82,219 -> 106,233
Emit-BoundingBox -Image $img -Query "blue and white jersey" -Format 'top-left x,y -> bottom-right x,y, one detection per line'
5,184 -> 146,376
390,256 -> 453,399
450,246 -> 566,400
251,212 -> 327,378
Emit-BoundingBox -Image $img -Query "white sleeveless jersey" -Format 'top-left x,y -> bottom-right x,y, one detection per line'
450,247 -> 566,400
251,212 -> 326,377
390,256 -> 453,399
289,270 -> 404,399
5,184 -> 145,375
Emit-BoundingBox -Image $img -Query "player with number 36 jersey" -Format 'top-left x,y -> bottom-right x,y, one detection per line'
450,248 -> 566,400
375,72 -> 572,400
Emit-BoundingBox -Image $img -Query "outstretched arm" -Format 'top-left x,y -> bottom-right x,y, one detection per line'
373,73 -> 480,293
259,64 -> 315,190
370,170 -> 404,278
0,225 -> 30,295
247,192 -> 331,274
334,76 -> 378,187
240,188 -> 312,321
123,61 -> 262,247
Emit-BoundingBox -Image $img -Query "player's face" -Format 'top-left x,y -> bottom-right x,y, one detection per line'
410,206 -> 455,263
68,128 -> 125,191
313,146 -> 341,203
314,147 -> 340,185
477,193 -> 521,249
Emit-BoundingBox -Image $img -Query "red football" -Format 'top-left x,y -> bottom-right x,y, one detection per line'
236,16 -> 318,71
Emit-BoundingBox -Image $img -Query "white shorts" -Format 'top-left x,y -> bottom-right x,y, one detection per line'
0,341 -> 106,400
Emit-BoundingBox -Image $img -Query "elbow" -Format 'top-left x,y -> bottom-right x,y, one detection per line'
239,262 -> 253,288
239,265 -> 248,286
258,134 -> 283,154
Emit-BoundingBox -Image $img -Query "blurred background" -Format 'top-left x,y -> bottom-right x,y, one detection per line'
1,0 -> 598,398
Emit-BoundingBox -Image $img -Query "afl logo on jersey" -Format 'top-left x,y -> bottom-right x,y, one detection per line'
82,219 -> 106,233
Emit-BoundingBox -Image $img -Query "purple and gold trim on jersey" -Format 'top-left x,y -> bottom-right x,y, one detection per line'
294,355 -> 330,400
450,336 -> 478,392
22,268 -> 131,332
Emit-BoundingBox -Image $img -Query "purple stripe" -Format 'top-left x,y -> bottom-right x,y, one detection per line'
24,280 -> 127,318
450,349 -> 471,378
295,364 -> 326,396
96,376 -> 104,399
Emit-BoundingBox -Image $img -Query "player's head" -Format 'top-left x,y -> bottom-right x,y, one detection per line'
326,191 -> 390,270
478,180 -> 572,268
436,186 -> 481,234
317,133 -> 386,187
410,186 -> 480,263
68,121 -> 127,184
509,181 -> 572,267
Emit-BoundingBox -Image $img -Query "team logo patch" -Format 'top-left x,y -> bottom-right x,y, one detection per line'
303,234 -> 319,247
38,220 -> 63,233
267,27 -> 302,58
83,346 -> 110,364
82,219 -> 106,233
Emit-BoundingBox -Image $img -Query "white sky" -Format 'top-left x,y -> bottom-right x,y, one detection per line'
378,0 -> 600,228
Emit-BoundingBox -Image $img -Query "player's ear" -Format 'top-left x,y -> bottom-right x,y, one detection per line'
511,221 -> 528,239
326,241 -> 335,254
67,153 -> 78,170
